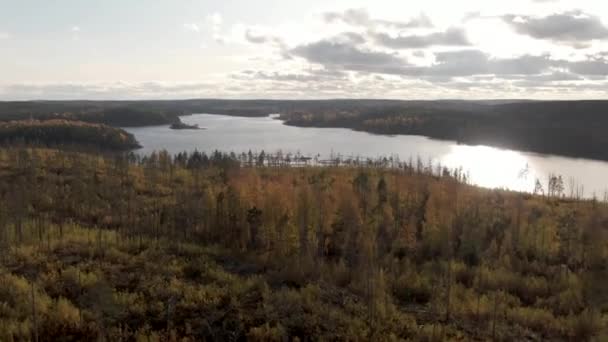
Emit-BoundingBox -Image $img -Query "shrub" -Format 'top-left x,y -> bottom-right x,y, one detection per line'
393,272 -> 432,304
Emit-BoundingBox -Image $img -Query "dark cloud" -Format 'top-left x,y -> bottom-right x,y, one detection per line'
566,58 -> 608,75
372,27 -> 471,49
427,51 -> 608,78
289,33 -> 608,83
245,30 -> 268,44
289,38 -> 566,79
290,40 -> 409,74
418,51 -> 556,77
412,50 -> 426,58
323,8 -> 432,29
245,29 -> 283,46
503,11 -> 608,47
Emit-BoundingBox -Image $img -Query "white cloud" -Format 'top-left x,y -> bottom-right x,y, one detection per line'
323,8 -> 433,30
0,82 -> 220,100
4,1 -> 608,99
206,12 -> 223,27
70,26 -> 81,41
205,12 -> 223,43
183,23 -> 201,32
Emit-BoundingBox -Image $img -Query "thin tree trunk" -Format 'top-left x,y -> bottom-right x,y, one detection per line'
476,265 -> 483,321
492,292 -> 498,341
78,270 -> 82,325
446,259 -> 452,323
31,283 -> 39,342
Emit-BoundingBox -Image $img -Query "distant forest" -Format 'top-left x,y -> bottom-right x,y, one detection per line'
280,100 -> 608,161
1,99 -> 608,160
0,119 -> 139,151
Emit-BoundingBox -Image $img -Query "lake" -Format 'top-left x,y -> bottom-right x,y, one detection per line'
124,113 -> 608,198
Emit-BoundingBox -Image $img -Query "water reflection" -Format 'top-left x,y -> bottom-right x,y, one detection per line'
441,145 -> 533,192
124,114 -> 608,198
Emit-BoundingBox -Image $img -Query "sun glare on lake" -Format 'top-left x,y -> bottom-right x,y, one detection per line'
440,144 -> 535,192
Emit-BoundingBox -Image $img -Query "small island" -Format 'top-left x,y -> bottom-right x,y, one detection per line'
170,119 -> 202,130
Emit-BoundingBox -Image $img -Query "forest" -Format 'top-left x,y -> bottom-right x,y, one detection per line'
0,120 -> 139,151
278,100 -> 608,162
0,147 -> 606,341
2,99 -> 608,161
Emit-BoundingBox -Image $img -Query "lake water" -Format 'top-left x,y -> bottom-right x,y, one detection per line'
124,113 -> 608,198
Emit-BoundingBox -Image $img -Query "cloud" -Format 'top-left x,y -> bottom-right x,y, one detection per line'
324,8 -> 371,26
393,49 -> 608,79
324,8 -> 432,29
5,6 -> 608,100
335,32 -> 366,45
412,51 -> 426,58
0,32 -> 10,40
234,68 -> 348,83
502,11 -> 608,47
206,12 -> 223,42
404,50 -> 557,77
0,82 -> 218,100
244,29 -> 284,47
183,23 -> 201,32
566,58 -> 608,75
372,27 -> 471,49
206,12 -> 222,27
289,38 -> 559,78
70,26 -> 81,40
245,30 -> 267,44
2,75 -> 605,101
291,39 -> 409,74
499,70 -> 583,82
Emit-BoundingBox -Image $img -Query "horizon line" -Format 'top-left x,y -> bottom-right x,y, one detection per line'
2,97 -> 608,103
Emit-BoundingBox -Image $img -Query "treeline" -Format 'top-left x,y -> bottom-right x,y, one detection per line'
0,99 -> 442,123
0,101 -> 181,127
0,100 -> 285,127
0,120 -> 140,151
0,148 -> 607,340
280,100 -> 608,161
0,99 -> 500,127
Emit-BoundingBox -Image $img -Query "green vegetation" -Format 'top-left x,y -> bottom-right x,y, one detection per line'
0,148 -> 607,340
0,120 -> 140,151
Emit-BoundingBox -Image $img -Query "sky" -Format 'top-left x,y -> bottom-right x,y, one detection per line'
2,0 -> 608,100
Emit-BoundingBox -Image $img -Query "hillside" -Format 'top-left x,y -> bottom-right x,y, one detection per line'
0,119 -> 140,151
0,148 -> 606,340
279,100 -> 608,161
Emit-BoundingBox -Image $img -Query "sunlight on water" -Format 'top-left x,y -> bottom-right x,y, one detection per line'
440,145 -> 534,192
